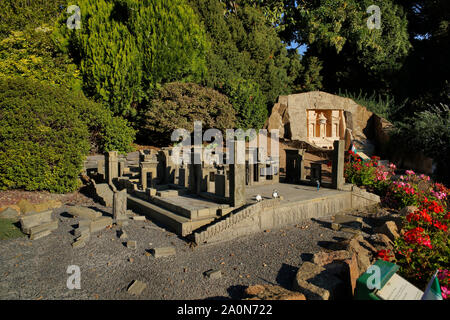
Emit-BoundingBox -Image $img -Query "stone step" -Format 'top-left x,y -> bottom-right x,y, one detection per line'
150,196 -> 219,221
127,195 -> 214,237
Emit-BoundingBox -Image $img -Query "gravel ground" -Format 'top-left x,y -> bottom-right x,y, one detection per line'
0,204 -> 363,300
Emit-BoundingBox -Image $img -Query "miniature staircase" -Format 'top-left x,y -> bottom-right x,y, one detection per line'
127,193 -> 219,237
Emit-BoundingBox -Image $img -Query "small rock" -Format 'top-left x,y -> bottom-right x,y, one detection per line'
72,239 -> 86,249
399,206 -> 418,216
151,246 -> 176,258
133,216 -> 146,221
127,241 -> 137,249
204,269 -> 222,279
127,280 -> 147,296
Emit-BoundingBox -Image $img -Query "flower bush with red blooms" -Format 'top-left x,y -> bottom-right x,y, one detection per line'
345,152 -> 449,298
393,196 -> 449,297
344,151 -> 394,194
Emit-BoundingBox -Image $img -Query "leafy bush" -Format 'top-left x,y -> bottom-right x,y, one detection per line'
221,79 -> 267,130
0,29 -> 82,91
394,196 -> 449,297
54,0 -> 208,117
0,77 -> 135,192
140,82 -> 236,144
393,104 -> 450,185
345,151 -> 449,297
0,0 -> 65,39
190,0 -> 301,106
344,151 -> 395,194
337,89 -> 407,121
0,77 -> 89,192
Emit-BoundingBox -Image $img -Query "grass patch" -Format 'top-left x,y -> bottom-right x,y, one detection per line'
0,218 -> 26,240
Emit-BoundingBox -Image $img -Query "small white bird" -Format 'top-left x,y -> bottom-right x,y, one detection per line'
272,189 -> 279,199
255,194 -> 263,202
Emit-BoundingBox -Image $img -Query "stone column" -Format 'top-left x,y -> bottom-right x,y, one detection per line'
332,140 -> 345,189
113,189 -> 127,221
97,159 -> 105,179
140,162 -> 152,190
105,151 -> 119,185
229,141 -> 246,207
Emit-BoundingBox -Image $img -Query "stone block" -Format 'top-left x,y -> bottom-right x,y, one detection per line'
30,229 -> 52,240
204,269 -> 222,279
66,206 -> 102,220
89,216 -> 113,233
127,241 -> 137,249
133,216 -> 146,221
20,210 -> 53,230
24,219 -> 58,236
78,219 -> 91,228
151,246 -> 176,258
74,226 -> 90,237
76,233 -> 90,242
72,239 -> 86,249
127,280 -> 147,296
113,189 -> 127,221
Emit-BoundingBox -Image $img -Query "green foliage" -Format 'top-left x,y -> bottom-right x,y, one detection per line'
252,0 -> 411,94
394,197 -> 449,291
0,29 -> 82,91
0,0 -> 66,39
0,219 -> 26,240
221,79 -> 267,130
393,104 -> 450,185
0,77 -> 135,192
141,82 -> 236,145
0,77 -> 90,193
190,0 -> 302,108
337,89 -> 407,121
54,0 -> 208,117
75,95 -> 136,154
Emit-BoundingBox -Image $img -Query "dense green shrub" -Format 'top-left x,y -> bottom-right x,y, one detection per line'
54,0 -> 208,117
393,104 -> 450,185
0,77 -> 135,192
0,77 -> 89,192
189,0 -> 302,107
221,79 -> 267,130
0,29 -> 82,92
140,82 -> 236,144
0,0 -> 66,39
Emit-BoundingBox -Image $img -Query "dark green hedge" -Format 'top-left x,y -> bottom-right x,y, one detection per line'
0,77 -> 135,192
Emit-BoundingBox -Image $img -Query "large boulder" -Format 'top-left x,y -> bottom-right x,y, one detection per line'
292,262 -> 347,300
264,91 -> 383,150
375,221 -> 400,242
